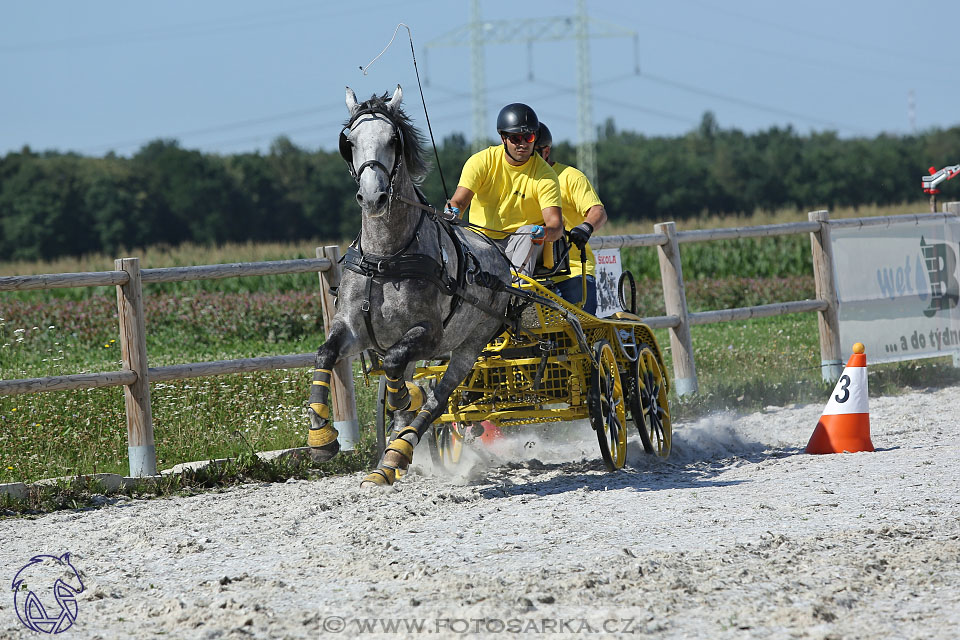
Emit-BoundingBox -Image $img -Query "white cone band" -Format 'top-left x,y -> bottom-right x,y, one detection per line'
822,365 -> 868,415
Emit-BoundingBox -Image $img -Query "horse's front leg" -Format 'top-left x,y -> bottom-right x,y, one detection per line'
307,322 -> 355,462
361,323 -> 439,487
362,347 -> 475,487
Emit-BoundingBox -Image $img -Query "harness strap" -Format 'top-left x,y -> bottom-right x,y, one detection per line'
343,248 -> 454,294
361,275 -> 386,353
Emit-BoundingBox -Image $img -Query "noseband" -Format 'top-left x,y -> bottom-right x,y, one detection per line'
339,107 -> 405,186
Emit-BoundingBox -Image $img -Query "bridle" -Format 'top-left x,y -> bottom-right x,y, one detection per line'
339,107 -> 405,188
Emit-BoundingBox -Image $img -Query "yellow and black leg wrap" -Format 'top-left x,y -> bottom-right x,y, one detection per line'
308,424 -> 339,448
385,427 -> 418,464
405,383 -> 425,412
361,427 -> 421,487
308,368 -> 339,460
385,378 -> 426,413
384,375 -> 409,412
361,467 -> 397,486
308,368 -> 333,425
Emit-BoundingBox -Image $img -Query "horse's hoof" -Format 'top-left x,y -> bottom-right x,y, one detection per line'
361,468 -> 395,487
308,439 -> 340,464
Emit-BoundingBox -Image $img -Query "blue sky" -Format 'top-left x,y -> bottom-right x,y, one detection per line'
2,0 -> 957,157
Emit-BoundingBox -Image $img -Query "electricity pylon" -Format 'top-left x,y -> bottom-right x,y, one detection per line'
426,0 -> 637,185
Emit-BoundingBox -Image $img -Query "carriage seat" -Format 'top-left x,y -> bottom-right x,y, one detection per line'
531,236 -> 571,279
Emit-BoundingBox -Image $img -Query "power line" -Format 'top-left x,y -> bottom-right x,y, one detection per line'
530,77 -> 695,127
687,0 -> 915,61
198,120 -> 348,153
80,103 -> 346,154
425,1 -> 638,183
592,6 -> 936,85
635,72 -> 870,134
0,1 -> 429,53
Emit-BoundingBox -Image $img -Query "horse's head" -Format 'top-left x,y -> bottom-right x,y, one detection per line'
340,85 -> 429,216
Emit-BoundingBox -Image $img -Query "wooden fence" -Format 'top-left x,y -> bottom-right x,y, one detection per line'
0,247 -> 357,478
2,207 -> 958,476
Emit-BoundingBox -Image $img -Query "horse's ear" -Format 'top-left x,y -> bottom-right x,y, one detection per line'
345,87 -> 359,115
389,84 -> 403,112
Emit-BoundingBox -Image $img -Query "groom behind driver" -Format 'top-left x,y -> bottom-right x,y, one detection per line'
446,103 -> 563,275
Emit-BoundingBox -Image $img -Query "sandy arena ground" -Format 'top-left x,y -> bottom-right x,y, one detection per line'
1,385 -> 958,639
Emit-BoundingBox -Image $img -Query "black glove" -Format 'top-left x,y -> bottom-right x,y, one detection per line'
568,222 -> 594,251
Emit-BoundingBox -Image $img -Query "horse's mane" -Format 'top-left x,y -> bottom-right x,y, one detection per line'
347,92 -> 431,185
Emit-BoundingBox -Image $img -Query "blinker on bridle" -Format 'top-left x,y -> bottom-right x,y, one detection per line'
339,107 -> 405,187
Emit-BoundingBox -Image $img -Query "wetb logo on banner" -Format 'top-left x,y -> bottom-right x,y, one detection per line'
874,236 -> 960,316
920,237 -> 959,317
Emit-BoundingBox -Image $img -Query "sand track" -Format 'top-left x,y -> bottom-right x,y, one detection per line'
2,386 -> 958,639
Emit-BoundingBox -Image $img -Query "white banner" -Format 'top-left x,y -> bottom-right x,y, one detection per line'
594,249 -> 624,317
832,219 -> 960,363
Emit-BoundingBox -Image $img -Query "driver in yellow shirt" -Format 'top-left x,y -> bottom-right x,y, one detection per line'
535,122 -> 608,315
446,103 -> 563,276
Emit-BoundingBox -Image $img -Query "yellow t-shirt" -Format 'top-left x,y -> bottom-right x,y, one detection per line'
552,161 -> 603,279
459,145 -> 561,237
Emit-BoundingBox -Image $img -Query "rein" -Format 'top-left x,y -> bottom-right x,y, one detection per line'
392,193 -> 549,239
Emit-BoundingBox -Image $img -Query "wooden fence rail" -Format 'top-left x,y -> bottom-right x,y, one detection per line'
3,208 -> 958,476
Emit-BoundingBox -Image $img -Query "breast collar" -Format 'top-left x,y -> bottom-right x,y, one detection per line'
342,203 -> 467,354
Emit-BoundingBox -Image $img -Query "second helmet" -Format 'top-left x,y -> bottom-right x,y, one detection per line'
536,122 -> 552,149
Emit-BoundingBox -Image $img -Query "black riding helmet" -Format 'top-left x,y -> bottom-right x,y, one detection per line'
496,103 -> 539,135
536,122 -> 552,151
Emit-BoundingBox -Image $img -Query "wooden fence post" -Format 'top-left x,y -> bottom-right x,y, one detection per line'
654,222 -> 697,395
317,246 -> 360,451
808,210 -> 843,382
115,258 -> 157,477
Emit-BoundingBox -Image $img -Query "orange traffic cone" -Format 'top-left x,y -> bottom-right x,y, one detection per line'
805,342 -> 874,454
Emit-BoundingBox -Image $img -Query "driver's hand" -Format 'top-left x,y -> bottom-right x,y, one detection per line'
568,222 -> 594,251
530,225 -> 546,246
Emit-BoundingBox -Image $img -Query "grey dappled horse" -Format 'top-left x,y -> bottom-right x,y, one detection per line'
307,85 -> 511,487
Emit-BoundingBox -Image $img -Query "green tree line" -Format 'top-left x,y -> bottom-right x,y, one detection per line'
2,113 -> 959,262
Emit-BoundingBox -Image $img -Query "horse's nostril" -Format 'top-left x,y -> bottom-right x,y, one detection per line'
357,190 -> 389,211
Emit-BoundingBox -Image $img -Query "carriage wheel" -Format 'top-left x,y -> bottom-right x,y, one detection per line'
589,340 -> 627,471
428,422 -> 466,471
629,345 -> 672,457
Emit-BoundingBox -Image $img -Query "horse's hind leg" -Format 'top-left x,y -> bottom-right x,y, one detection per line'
363,347 -> 476,488
307,325 -> 350,462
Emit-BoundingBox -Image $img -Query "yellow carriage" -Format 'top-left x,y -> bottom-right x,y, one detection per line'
367,249 -> 672,473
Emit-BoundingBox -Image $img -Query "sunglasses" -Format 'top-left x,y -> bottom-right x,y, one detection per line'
503,132 -> 536,145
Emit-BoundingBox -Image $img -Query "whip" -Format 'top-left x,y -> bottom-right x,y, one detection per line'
358,23 -> 451,202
